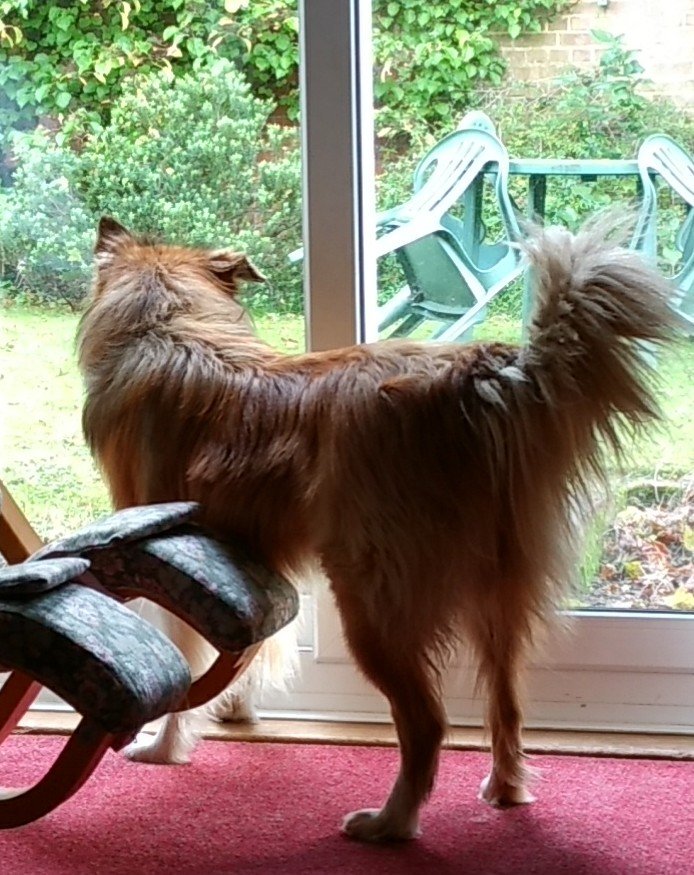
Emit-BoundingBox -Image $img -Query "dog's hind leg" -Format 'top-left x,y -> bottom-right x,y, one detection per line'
469,601 -> 535,807
208,669 -> 260,724
329,581 -> 446,842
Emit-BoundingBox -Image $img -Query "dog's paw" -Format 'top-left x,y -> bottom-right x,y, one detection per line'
122,733 -> 191,765
341,808 -> 420,843
478,773 -> 535,808
209,694 -> 260,725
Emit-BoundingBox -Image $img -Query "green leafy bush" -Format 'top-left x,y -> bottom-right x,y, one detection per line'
481,32 -> 694,163
0,129 -> 94,307
78,58 -> 302,311
0,0 -> 240,142
0,0 -> 570,144
0,60 -> 303,312
373,0 -> 573,136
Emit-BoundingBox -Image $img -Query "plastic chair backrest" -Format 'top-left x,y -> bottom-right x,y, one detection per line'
375,123 -> 523,337
384,130 -> 505,232
634,134 -> 694,327
634,134 -> 694,257
376,128 -> 520,266
639,134 -> 694,206
456,110 -> 497,135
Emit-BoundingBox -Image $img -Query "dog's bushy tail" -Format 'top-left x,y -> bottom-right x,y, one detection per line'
521,216 -> 676,455
459,216 -> 677,607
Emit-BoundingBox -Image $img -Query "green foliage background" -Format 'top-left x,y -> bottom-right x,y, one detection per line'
0,0 -> 570,135
0,2 -> 692,318
0,60 -> 302,312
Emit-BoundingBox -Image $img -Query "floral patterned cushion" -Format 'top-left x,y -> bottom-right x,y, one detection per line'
0,557 -> 90,595
0,582 -> 191,734
80,527 -> 300,652
35,504 -> 300,653
31,502 -> 200,561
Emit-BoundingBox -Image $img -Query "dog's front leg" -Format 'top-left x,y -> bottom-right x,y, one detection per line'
125,711 -> 202,765
123,604 -> 216,764
208,667 -> 260,725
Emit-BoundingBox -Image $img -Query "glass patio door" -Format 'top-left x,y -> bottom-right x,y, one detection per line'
262,0 -> 694,733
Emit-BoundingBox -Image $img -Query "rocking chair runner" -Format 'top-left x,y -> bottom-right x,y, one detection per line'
0,556 -> 192,828
0,481 -> 43,564
0,496 -> 299,827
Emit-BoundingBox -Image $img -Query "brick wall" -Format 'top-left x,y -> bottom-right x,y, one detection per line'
497,0 -> 694,108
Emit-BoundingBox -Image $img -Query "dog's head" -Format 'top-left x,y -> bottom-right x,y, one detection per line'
93,216 -> 266,305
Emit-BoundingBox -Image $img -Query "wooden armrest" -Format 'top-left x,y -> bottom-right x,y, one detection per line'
0,481 -> 44,563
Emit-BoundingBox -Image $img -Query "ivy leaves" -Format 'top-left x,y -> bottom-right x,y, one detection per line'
0,0 -> 571,141
372,0 -> 572,134
0,1 -> 232,137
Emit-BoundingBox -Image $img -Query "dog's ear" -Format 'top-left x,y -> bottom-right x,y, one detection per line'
207,250 -> 266,295
95,217 -> 133,261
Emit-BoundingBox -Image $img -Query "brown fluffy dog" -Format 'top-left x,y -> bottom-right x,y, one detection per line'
79,216 -> 674,842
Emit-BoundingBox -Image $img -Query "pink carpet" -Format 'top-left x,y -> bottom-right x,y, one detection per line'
0,735 -> 692,874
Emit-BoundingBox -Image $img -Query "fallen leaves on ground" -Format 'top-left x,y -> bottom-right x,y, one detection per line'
585,478 -> 693,611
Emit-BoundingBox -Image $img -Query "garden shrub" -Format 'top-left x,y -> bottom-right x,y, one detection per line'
77,58 -> 302,312
0,0 -> 251,144
0,0 -> 571,145
0,129 -> 95,308
482,33 -> 694,164
0,60 -> 303,312
372,0 -> 573,136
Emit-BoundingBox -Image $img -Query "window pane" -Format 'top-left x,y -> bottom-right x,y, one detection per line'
369,1 -> 693,612
0,2 -> 305,542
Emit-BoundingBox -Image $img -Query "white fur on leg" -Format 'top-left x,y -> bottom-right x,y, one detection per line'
123,601 -> 216,763
125,598 -> 301,760
208,677 -> 260,724
341,808 -> 420,843
123,712 -> 199,764
478,772 -> 536,807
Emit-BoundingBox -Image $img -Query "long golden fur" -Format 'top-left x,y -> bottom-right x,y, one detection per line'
79,215 -> 675,842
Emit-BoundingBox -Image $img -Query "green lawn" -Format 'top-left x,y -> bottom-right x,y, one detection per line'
1,304 -> 692,543
0,306 -> 304,540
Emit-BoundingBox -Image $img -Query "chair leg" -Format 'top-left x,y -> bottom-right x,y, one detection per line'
181,644 -> 262,711
0,481 -> 44,564
0,717 -> 127,828
377,287 -> 413,332
386,313 -> 426,339
0,672 -> 42,747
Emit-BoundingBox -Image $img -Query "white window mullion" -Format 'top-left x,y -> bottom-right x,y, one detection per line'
298,0 -> 377,351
